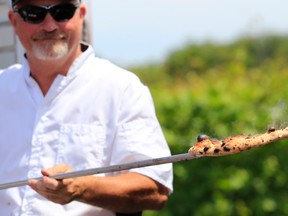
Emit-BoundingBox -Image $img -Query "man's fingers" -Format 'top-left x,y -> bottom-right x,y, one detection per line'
27,164 -> 76,205
42,164 -> 73,177
28,176 -> 62,191
42,176 -> 63,190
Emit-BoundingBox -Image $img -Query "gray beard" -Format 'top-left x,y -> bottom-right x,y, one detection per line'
32,41 -> 69,61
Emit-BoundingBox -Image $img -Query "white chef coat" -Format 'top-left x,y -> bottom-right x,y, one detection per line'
0,44 -> 173,216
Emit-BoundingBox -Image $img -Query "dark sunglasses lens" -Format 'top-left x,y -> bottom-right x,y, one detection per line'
16,3 -> 78,24
50,4 -> 78,22
19,5 -> 47,24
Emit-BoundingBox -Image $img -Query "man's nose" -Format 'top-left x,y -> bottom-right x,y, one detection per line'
40,13 -> 59,32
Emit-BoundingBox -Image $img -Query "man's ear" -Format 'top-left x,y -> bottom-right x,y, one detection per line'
79,4 -> 87,19
8,10 -> 17,29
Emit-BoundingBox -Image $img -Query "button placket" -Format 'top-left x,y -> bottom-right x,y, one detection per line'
21,110 -> 46,214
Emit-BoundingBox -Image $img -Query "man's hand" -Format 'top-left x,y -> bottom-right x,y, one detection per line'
29,164 -> 169,212
28,164 -> 81,205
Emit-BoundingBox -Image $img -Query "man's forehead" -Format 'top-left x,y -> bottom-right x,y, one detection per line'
12,0 -> 78,6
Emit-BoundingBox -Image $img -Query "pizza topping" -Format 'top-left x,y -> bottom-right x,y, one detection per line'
223,146 -> 231,152
214,148 -> 220,153
197,134 -> 209,142
268,127 -> 276,133
203,147 -> 209,152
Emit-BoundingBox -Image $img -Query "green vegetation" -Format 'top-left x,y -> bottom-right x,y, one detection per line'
131,35 -> 288,216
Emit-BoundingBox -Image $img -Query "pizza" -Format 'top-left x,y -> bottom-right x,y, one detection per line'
188,127 -> 288,157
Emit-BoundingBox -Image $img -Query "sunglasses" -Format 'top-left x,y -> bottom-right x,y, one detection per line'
13,2 -> 80,24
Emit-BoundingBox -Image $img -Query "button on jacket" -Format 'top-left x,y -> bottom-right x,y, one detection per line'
0,44 -> 173,216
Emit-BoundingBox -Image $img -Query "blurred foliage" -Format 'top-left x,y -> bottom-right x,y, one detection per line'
130,35 -> 288,216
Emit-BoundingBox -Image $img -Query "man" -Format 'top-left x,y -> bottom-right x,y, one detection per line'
0,0 -> 173,215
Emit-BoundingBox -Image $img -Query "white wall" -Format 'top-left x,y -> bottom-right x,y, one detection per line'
82,0 -> 92,43
0,1 -> 20,68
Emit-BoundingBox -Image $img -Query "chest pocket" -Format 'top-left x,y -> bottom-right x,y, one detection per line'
56,123 -> 106,171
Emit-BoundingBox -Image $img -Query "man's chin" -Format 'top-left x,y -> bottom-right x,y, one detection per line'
32,45 -> 68,61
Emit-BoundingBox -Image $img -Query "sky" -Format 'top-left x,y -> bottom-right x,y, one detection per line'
91,0 -> 288,67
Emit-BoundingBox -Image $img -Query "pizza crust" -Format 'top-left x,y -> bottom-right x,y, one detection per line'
188,127 -> 288,157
